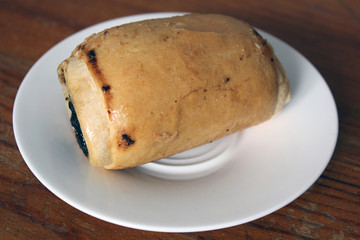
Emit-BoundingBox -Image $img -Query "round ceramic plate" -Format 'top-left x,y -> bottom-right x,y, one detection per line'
13,12 -> 338,232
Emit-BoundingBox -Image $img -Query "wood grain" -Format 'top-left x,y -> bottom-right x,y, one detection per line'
1,0 -> 359,239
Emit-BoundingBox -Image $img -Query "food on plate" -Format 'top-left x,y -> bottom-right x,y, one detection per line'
57,13 -> 290,169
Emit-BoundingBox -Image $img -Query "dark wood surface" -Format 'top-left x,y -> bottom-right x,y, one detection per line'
1,0 -> 359,239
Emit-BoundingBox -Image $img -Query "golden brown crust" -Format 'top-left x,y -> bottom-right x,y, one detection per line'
58,13 -> 290,169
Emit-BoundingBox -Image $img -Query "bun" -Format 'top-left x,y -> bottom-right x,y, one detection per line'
57,13 -> 290,169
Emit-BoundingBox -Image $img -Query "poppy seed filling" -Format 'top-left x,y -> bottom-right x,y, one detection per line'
68,101 -> 89,157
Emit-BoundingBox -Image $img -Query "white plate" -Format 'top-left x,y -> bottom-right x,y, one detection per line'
13,12 -> 338,232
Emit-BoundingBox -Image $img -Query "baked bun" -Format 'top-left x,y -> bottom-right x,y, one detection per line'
57,13 -> 290,169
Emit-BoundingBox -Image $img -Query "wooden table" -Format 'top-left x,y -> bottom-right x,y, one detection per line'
1,0 -> 359,239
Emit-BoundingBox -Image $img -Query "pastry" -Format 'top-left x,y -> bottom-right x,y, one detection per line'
57,13 -> 290,169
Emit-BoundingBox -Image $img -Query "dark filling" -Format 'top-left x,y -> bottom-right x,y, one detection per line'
122,134 -> 135,146
68,101 -> 88,157
102,85 -> 111,93
88,57 -> 97,63
88,50 -> 96,58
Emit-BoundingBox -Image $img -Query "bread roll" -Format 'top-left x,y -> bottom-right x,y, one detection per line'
57,13 -> 290,169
